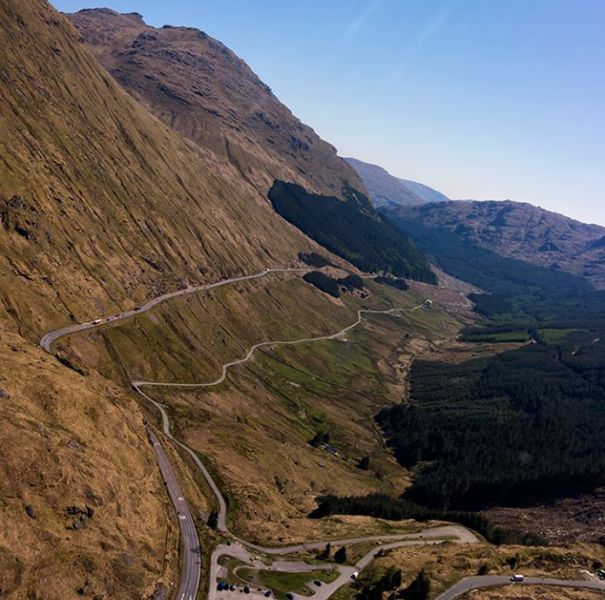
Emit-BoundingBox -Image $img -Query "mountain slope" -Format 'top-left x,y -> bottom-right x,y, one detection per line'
67,8 -> 364,200
345,157 -> 449,208
0,330 -> 190,600
384,200 -> 605,289
65,8 -> 434,283
0,0 -> 338,341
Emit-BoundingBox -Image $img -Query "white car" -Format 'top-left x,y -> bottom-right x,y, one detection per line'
510,574 -> 524,582
92,319 -> 101,325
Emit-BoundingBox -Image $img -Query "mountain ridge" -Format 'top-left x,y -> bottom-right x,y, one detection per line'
67,8 -> 365,200
345,157 -> 449,208
384,199 -> 605,289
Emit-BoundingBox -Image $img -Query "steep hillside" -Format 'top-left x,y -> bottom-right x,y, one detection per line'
67,8 -> 364,199
65,8 -> 434,285
0,330 -> 193,600
0,0 -> 331,341
345,157 -> 449,208
385,200 -> 605,289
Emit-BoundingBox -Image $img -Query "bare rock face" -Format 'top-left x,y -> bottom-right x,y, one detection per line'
67,9 -> 364,200
394,200 -> 605,289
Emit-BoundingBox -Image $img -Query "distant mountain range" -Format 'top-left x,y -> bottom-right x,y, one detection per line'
346,157 -> 605,290
382,200 -> 605,290
345,157 -> 449,207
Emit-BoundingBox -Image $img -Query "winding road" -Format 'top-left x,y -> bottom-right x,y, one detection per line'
435,575 -> 605,599
39,266 -> 605,600
39,268 -> 306,353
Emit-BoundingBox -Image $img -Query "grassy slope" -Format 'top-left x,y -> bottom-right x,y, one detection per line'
67,9 -> 366,201
340,541 -> 605,600
0,0 -> 318,341
62,275 -> 459,543
0,331 -> 184,600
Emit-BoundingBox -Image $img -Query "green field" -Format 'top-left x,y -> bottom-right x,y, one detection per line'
237,567 -> 339,598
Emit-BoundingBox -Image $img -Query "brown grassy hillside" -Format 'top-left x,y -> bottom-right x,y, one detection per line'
67,8 -> 365,199
0,330 -> 196,600
0,0 -> 327,341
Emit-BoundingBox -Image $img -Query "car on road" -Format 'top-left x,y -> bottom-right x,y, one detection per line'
351,571 -> 359,580
510,574 -> 525,582
264,592 -> 271,597
92,319 -> 101,325
314,580 -> 322,586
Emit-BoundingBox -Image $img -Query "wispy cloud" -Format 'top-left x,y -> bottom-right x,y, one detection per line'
380,6 -> 452,89
345,0 -> 381,37
415,7 -> 451,44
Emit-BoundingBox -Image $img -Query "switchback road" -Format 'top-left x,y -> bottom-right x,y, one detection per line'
42,267 -> 602,600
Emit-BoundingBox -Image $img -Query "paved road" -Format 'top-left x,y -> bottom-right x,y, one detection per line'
133,306 -> 417,390
207,531 -> 474,600
435,575 -> 605,600
40,268 -> 479,600
147,428 -> 201,600
135,385 -> 229,533
133,302 -> 423,541
39,267 -> 306,352
40,267 -> 605,600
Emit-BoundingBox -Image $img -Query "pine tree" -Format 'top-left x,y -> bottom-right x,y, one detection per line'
401,569 -> 430,600
207,509 -> 219,530
317,543 -> 331,560
334,546 -> 348,563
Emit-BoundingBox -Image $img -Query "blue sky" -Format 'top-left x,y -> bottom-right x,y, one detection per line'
53,0 -> 605,225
